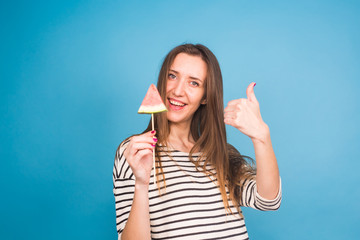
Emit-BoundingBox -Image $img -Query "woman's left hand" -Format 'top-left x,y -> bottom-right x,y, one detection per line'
224,82 -> 269,142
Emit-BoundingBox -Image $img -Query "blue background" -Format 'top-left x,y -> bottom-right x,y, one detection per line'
1,0 -> 359,239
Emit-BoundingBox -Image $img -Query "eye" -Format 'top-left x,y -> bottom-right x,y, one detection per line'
168,73 -> 176,80
190,81 -> 200,87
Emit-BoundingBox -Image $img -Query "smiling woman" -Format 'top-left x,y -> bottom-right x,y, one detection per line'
113,44 -> 281,240
166,53 -> 207,127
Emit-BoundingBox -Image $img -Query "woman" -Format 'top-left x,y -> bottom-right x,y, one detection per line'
113,44 -> 281,240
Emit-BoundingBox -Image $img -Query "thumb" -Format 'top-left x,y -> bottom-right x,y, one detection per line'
246,82 -> 257,102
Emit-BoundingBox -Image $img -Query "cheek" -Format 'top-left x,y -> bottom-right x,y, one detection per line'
188,90 -> 205,104
166,81 -> 175,93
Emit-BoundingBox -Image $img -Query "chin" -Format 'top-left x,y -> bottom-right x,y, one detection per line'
167,113 -> 189,124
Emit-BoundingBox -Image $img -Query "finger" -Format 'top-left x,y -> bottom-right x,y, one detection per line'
226,99 -> 240,107
135,149 -> 153,160
224,104 -> 237,113
246,82 -> 258,103
132,134 -> 158,145
133,143 -> 155,152
224,116 -> 236,126
148,130 -> 156,136
224,111 -> 237,120
225,98 -> 249,112
135,130 -> 157,139
140,130 -> 157,139
127,142 -> 154,157
225,100 -> 242,112
129,149 -> 153,169
134,149 -> 153,168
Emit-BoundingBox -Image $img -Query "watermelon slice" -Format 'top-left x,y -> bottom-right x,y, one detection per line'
138,84 -> 167,114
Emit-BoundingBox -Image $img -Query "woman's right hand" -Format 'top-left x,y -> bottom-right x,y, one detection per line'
123,130 -> 157,186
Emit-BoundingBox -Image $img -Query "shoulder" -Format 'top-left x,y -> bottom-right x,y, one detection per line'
113,138 -> 133,180
115,138 -> 131,158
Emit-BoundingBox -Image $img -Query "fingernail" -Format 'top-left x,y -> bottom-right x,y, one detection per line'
254,83 -> 256,87
151,144 -> 156,147
151,130 -> 155,134
153,138 -> 158,142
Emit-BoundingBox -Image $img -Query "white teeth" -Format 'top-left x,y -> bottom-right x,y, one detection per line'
170,100 -> 185,107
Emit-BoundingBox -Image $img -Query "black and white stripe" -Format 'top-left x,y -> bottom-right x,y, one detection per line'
113,141 -> 282,240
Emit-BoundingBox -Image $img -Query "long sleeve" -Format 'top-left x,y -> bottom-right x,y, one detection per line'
241,177 -> 282,211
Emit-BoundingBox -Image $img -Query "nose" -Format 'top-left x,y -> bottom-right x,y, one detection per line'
173,78 -> 185,96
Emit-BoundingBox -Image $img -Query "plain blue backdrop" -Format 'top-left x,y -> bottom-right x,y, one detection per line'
1,0 -> 359,239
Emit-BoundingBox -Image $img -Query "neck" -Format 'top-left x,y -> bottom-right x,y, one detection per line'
168,122 -> 195,153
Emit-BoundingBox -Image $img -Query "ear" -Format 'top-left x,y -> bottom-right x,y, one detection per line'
201,98 -> 207,105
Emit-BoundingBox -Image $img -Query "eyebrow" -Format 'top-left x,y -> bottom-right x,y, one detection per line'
169,69 -> 203,82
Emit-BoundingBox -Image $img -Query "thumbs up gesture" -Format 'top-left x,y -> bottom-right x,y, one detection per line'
224,82 -> 269,141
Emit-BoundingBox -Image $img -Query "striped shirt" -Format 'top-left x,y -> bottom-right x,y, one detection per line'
113,141 -> 282,240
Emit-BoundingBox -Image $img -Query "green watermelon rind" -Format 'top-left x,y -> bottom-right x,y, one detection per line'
138,104 -> 167,114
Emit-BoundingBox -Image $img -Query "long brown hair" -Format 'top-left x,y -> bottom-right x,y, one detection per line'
144,44 -> 256,215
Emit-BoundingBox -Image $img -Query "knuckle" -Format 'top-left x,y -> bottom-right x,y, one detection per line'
137,151 -> 145,157
145,149 -> 152,155
229,99 -> 238,105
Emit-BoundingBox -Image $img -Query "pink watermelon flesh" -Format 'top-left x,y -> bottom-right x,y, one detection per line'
138,84 -> 167,114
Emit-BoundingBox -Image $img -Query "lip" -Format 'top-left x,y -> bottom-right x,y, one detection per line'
168,98 -> 186,105
168,98 -> 187,110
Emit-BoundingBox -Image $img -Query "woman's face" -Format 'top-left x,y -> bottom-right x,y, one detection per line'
166,53 -> 207,126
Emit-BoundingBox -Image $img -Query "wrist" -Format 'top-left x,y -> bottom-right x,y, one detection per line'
251,123 -> 270,144
135,181 -> 150,192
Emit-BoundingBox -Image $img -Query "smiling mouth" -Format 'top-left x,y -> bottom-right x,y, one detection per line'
168,98 -> 187,108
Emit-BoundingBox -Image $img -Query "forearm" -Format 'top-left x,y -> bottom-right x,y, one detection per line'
121,183 -> 151,240
252,124 -> 280,199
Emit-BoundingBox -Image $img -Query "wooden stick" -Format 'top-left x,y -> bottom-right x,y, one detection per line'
152,113 -> 156,185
